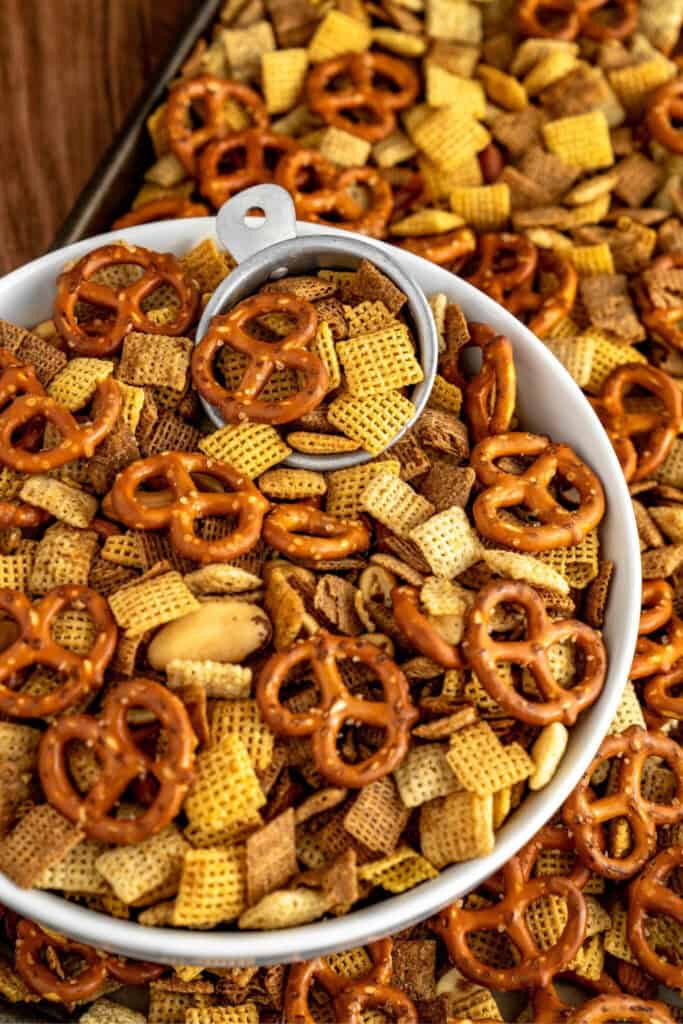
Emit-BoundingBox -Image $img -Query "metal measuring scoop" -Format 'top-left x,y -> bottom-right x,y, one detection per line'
195,184 -> 438,471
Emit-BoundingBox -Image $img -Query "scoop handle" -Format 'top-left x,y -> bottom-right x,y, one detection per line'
216,184 -> 298,264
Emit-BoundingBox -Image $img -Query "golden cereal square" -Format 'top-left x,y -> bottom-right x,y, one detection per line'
446,721 -> 534,796
47,359 -> 114,411
308,10 -> 372,62
184,734 -> 265,832
542,112 -> 614,170
450,184 -> 511,230
173,846 -> 246,928
199,423 -> 290,477
426,65 -> 486,116
210,699 -> 274,772
336,325 -> 424,396
261,48 -> 309,115
413,109 -> 490,170
325,459 -> 401,518
327,392 -> 415,456
318,126 -> 371,168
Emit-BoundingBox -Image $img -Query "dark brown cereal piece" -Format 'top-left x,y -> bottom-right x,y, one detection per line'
584,560 -> 614,628
16,333 -> 67,386
246,808 -> 298,905
350,259 -> 407,315
418,463 -> 475,512
416,409 -> 469,461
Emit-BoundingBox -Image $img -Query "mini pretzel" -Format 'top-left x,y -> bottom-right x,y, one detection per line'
307,52 -> 419,142
263,504 -> 370,562
54,243 -> 199,356
198,129 -> 299,208
0,346 -> 52,452
517,0 -> 580,39
637,253 -> 683,350
39,677 -> 197,844
166,73 -> 269,175
276,149 -> 393,237
0,502 -> 48,529
105,451 -> 269,563
644,663 -> 683,721
191,293 -> 328,424
516,823 -> 591,890
462,579 -> 607,726
15,920 -> 163,1005
647,78 -> 683,156
112,196 -> 209,229
285,938 -> 394,1024
0,585 -> 116,719
578,0 -> 638,41
462,323 -> 516,443
630,579 -> 683,680
433,852 -> 586,990
464,233 -> 538,309
334,983 -> 418,1024
398,228 -> 476,269
568,996 -> 676,1024
471,431 -> 606,551
525,250 -> 578,339
590,364 -> 682,482
563,726 -> 683,880
392,585 -> 463,669
0,377 -> 122,473
256,631 -> 418,787
628,846 -> 683,990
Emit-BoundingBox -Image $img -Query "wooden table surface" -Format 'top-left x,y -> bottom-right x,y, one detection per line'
0,0 -> 199,275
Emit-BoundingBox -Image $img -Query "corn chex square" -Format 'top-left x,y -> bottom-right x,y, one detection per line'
325,459 -> 401,518
336,325 -> 423,396
394,743 -> 461,808
95,825 -> 189,904
261,48 -> 308,115
199,423 -> 290,477
450,184 -> 510,230
410,506 -> 482,578
359,846 -> 438,893
420,790 -> 494,868
318,126 -> 371,168
426,65 -> 485,116
312,320 -> 341,391
181,239 -> 234,293
210,699 -> 274,772
173,846 -> 246,928
328,391 -> 415,456
47,359 -> 114,411
184,734 -> 266,833
108,571 -> 199,636
413,108 -> 490,170
446,721 -> 534,796
542,112 -> 614,171
307,10 -> 372,62
361,470 -> 434,539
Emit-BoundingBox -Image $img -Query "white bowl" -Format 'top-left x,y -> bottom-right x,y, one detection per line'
0,219 -> 640,966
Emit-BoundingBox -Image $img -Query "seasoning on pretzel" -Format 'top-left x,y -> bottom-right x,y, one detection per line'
263,504 -> 370,562
630,579 -> 683,680
198,129 -> 299,209
39,677 -> 197,844
628,846 -> 683,989
54,243 -> 199,357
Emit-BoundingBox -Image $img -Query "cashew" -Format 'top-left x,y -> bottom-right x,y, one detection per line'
529,722 -> 569,790
148,599 -> 271,669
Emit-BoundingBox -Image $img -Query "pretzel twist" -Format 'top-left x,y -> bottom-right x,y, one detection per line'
392,585 -> 463,669
276,149 -> 393,237
525,250 -> 578,339
637,253 -> 683,349
464,233 -> 538,308
284,938 -> 395,1024
15,920 -> 163,1005
471,431 -> 606,551
462,580 -> 607,726
628,846 -> 683,990
166,73 -> 269,175
516,823 -> 591,890
567,996 -> 676,1024
463,322 -> 516,443
398,228 -> 477,268
256,631 -> 418,787
192,292 -> 328,424
563,726 -> 683,880
198,129 -> 299,208
630,579 -> 683,680
105,451 -> 269,563
647,78 -> 683,155
307,52 -> 419,142
112,196 -> 209,229
518,0 -> 636,41
590,364 -> 682,482
433,854 -> 587,990
0,585 -> 116,719
39,678 -> 197,844
263,504 -> 370,562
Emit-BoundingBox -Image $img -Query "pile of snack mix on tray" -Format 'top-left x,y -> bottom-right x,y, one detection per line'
4,0 -> 683,1019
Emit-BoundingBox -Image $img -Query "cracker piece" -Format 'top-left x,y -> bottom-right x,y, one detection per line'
184,564 -> 262,596
537,530 -> 600,587
420,790 -> 494,867
262,47 -> 308,114
358,845 -> 438,893
95,825 -> 188,904
450,183 -> 511,230
79,999 -> 147,1023
181,239 -> 234,294
246,808 -> 297,905
343,778 -> 409,853
447,721 -> 534,796
108,571 -> 199,636
318,126 -> 371,168
186,1010 -> 259,1024
426,65 -> 485,115
0,804 -> 82,888
542,111 -> 613,170
413,108 -> 490,170
337,326 -> 423,396
328,391 -> 415,456
425,0 -> 481,42
36,840 -> 107,894
410,506 -> 482,579
30,523 -> 98,593
199,422 -> 290,477
15,332 -> 67,386
173,846 -> 247,928
483,548 -> 570,594
102,532 -> 144,568
238,887 -> 330,928
210,699 -> 274,772
259,468 -> 326,501
609,57 -> 676,114
393,743 -> 461,807
308,9 -> 371,61
185,734 -> 266,833
47,358 -> 114,410
19,475 -> 96,528
360,470 -> 434,539
287,432 -> 359,454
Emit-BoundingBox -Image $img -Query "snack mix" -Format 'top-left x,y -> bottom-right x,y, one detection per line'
4,0 -> 683,1019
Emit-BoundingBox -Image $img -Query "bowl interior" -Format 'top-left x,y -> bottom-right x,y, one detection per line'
0,218 -> 640,966
195,233 -> 439,472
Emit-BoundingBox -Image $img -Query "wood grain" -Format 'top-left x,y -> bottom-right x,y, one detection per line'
0,0 -> 198,275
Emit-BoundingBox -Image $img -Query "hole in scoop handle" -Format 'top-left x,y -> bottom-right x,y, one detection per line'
216,185 -> 298,264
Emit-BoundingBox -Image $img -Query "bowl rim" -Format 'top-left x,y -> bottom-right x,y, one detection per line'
0,217 -> 641,966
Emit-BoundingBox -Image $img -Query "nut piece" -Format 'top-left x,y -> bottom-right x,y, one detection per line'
528,722 -> 569,790
148,599 -> 272,669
